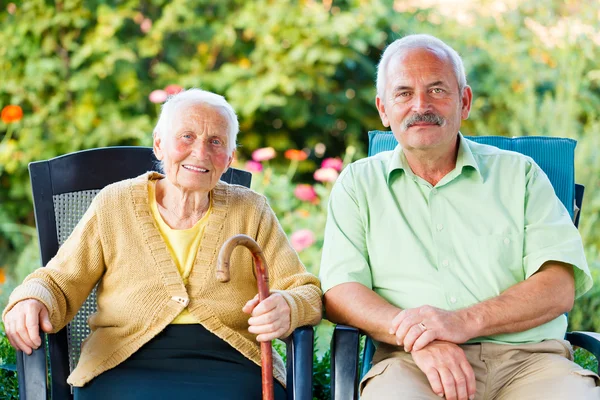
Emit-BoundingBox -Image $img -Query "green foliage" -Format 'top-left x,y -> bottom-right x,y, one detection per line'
573,347 -> 598,375
0,323 -> 18,400
569,264 -> 600,333
2,0 -> 600,276
2,0 -> 600,397
312,347 -> 331,400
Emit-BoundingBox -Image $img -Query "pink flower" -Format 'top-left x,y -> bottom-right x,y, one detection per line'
252,147 -> 276,162
245,160 -> 263,173
321,157 -> 343,172
149,89 -> 168,104
165,84 -> 184,95
294,184 -> 318,203
314,167 -> 339,182
290,229 -> 316,252
140,18 -> 152,33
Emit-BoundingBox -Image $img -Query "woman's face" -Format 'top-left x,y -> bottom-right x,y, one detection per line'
153,103 -> 234,193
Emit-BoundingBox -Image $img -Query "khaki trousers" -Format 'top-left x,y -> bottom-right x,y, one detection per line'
360,340 -> 600,400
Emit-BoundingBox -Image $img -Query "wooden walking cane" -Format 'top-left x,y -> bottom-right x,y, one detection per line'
216,234 -> 274,400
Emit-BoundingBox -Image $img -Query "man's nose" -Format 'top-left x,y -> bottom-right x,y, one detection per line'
412,91 -> 432,113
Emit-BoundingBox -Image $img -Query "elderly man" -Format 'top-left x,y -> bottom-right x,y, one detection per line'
320,34 -> 598,400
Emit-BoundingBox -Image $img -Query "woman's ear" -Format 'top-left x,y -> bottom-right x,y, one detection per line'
153,131 -> 163,160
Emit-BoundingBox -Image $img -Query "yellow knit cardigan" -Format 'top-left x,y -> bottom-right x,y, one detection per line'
4,172 -> 322,387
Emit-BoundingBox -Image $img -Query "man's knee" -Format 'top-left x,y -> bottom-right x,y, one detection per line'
497,352 -> 600,400
359,357 -> 440,400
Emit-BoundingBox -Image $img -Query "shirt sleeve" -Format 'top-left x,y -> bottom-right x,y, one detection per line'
319,165 -> 373,293
522,160 -> 592,298
255,197 -> 322,337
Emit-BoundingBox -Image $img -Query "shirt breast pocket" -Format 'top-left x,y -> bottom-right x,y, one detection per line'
476,233 -> 525,284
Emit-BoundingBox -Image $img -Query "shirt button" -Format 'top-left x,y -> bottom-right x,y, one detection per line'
171,296 -> 189,306
436,223 -> 444,231
442,260 -> 449,267
431,188 -> 438,194
504,238 -> 510,245
450,297 -> 457,304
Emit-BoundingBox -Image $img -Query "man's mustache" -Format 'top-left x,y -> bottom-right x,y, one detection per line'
402,112 -> 445,130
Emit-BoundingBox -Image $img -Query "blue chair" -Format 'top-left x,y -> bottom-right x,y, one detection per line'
330,131 -> 600,400
17,147 -> 315,400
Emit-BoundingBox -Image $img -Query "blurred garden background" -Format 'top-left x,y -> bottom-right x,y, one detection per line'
1,0 -> 600,398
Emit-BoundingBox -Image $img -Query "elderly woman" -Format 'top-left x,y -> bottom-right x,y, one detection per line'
2,89 -> 322,399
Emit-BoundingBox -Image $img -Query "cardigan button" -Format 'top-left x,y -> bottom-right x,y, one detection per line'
171,296 -> 189,306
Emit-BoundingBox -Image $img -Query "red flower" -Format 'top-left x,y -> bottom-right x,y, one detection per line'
321,157 -> 343,171
294,184 -> 318,203
245,160 -> 263,173
1,105 -> 23,123
290,229 -> 316,252
164,84 -> 184,95
149,90 -> 168,104
284,149 -> 308,161
252,147 -> 276,162
314,167 -> 339,182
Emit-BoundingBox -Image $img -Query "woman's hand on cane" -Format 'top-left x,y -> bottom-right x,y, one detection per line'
243,293 -> 291,342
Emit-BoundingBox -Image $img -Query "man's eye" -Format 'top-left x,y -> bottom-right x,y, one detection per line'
211,138 -> 223,145
432,88 -> 444,93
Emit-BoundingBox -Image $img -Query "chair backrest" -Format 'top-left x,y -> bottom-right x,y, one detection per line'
361,131 -> 581,379
29,146 -> 251,399
368,130 -> 577,218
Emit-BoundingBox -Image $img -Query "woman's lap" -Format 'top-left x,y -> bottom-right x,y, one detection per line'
74,324 -> 286,400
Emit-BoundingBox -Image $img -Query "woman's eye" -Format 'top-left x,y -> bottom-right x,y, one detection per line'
211,138 -> 223,145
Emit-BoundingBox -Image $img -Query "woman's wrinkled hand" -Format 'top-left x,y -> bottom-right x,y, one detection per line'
3,299 -> 53,355
242,293 -> 291,342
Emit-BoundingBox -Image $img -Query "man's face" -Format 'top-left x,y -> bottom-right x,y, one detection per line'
376,48 -> 472,154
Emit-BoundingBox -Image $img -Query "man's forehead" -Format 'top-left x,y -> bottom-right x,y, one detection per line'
386,48 -> 457,87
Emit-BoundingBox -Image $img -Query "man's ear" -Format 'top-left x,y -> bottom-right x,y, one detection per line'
153,131 -> 163,160
376,96 -> 390,127
460,86 -> 473,120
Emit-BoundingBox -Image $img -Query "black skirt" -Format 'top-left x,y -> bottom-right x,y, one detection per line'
74,324 -> 286,400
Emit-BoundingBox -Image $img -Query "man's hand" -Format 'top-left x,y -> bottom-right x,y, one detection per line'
411,341 -> 476,400
3,299 -> 53,355
243,293 -> 291,342
389,305 -> 473,352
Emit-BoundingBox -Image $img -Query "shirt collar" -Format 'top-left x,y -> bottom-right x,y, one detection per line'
386,133 -> 482,184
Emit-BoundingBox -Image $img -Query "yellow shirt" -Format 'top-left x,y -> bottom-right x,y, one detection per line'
148,180 -> 212,324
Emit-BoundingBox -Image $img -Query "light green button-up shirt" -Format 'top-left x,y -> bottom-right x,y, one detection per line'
320,134 -> 592,344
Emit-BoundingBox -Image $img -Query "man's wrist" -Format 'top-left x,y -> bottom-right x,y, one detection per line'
456,307 -> 482,341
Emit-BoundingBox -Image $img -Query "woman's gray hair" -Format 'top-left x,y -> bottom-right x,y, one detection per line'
376,34 -> 467,98
153,88 -> 239,152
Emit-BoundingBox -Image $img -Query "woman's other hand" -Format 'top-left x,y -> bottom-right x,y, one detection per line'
243,293 -> 291,342
3,299 -> 53,354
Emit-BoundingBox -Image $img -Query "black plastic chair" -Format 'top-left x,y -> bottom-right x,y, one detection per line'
329,133 -> 600,400
17,146 -> 314,400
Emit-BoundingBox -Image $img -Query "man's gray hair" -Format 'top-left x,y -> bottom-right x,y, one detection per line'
153,88 -> 239,152
376,34 -> 467,98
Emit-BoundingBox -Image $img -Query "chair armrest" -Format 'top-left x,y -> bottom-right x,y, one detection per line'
566,331 -> 600,372
331,324 -> 360,400
16,333 -> 48,400
285,325 -> 314,400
